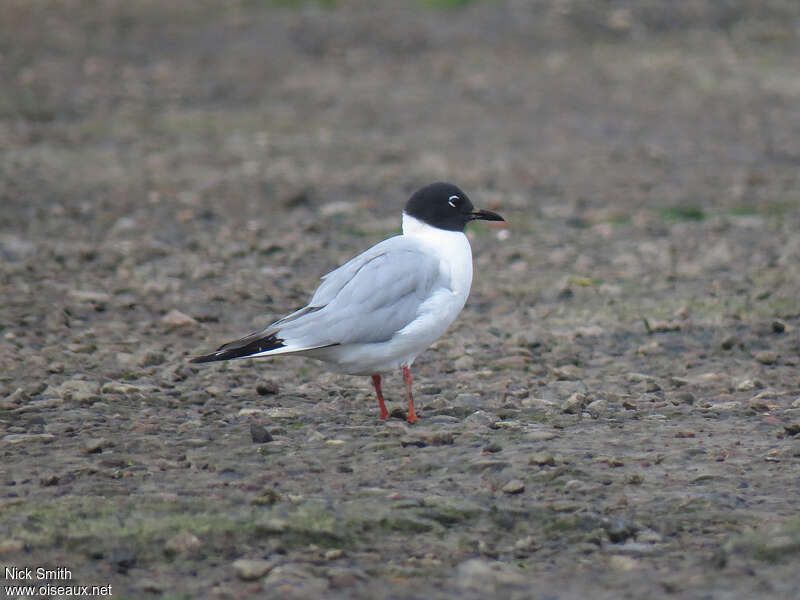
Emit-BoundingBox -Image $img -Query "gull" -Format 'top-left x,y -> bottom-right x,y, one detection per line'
191,182 -> 504,423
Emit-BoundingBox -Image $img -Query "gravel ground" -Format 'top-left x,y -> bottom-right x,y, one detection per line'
2,1 -> 800,599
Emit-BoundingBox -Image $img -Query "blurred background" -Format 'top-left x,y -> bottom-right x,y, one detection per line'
3,0 -> 800,327
3,0 -> 799,232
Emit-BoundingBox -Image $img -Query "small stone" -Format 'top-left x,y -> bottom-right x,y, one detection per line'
1,434 -> 55,444
783,423 -> 800,437
0,388 -> 28,410
529,452 -> 555,466
328,567 -> 363,589
526,430 -> 558,441
324,549 -> 344,560
609,555 -> 640,571
161,309 -> 198,328
771,319 -> 787,333
736,379 -> 762,392
250,423 -> 273,444
101,381 -> 142,395
464,410 -> 498,427
136,579 -> 164,593
754,350 -> 778,365
84,437 -> 109,454
586,399 -> 607,418
637,341 -> 661,355
56,380 -> 100,405
501,479 -> 525,494
251,489 -> 281,506
720,335 -> 738,350
522,397 -> 557,411
513,535 -> 538,554
749,391 -> 777,412
551,365 -> 580,380
670,391 -> 695,405
256,380 -> 280,395
453,355 -> 475,371
139,350 -> 165,367
0,539 -> 25,554
561,392 -> 587,414
164,531 -> 202,556
40,474 -> 60,486
637,529 -> 663,544
233,558 -> 274,580
622,398 -> 638,410
455,559 -> 527,590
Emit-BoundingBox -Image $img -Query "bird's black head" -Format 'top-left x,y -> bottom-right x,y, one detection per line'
404,182 -> 504,232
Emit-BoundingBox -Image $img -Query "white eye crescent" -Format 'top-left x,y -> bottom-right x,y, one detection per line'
448,195 -> 459,208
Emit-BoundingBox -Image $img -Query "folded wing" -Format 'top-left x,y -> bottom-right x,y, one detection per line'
191,236 -> 444,362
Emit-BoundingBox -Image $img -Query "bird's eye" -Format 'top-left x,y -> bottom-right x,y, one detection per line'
448,195 -> 459,208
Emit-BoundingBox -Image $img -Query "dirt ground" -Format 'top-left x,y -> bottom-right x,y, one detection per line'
2,1 -> 800,598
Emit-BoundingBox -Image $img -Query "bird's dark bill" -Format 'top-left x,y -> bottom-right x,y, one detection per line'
470,209 -> 504,222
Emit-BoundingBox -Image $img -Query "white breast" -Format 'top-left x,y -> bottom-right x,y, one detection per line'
401,212 -> 473,306
308,213 -> 474,375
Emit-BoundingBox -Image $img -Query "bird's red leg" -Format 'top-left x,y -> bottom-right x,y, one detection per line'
371,374 -> 388,420
402,366 -> 418,424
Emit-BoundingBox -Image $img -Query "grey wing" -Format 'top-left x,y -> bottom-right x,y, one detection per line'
277,239 -> 444,348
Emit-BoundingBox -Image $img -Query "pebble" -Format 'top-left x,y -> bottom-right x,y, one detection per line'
233,558 -> 274,580
161,309 -> 198,328
1,433 -> 55,444
327,567 -> 363,588
101,381 -> 142,395
529,451 -> 555,466
84,437 -> 109,454
526,430 -> 558,441
754,350 -> 778,365
55,380 -> 100,405
455,558 -> 527,590
586,398 -> 607,418
749,391 -> 777,412
464,410 -> 498,427
736,379 -> 762,392
139,350 -> 165,367
256,380 -> 280,395
561,392 -> 587,414
164,532 -> 202,556
720,334 -> 739,350
501,479 -> 525,494
250,423 -> 273,444
263,564 -> 329,597
670,391 -> 695,405
522,397 -> 557,411
551,365 -> 580,380
0,539 -> 25,554
0,388 -> 28,410
453,355 -> 475,371
609,555 -> 640,571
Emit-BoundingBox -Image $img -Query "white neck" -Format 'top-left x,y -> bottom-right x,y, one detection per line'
402,212 -> 462,237
401,212 -> 428,236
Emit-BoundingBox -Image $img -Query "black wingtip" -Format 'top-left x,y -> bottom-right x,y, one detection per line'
189,354 -> 218,364
190,332 -> 286,364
